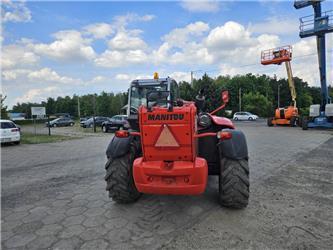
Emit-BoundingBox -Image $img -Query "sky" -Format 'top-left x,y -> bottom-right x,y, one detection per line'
1,0 -> 333,108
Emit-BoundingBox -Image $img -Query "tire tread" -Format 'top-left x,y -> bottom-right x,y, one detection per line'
219,158 -> 249,208
104,141 -> 141,203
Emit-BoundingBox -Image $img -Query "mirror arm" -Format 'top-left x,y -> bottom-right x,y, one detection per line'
209,103 -> 226,115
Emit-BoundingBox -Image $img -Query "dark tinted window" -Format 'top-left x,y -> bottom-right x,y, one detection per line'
1,122 -> 16,129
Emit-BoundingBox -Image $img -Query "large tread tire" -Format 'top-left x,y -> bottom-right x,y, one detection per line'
302,116 -> 308,130
267,117 -> 274,127
105,141 -> 141,203
290,116 -> 296,127
219,158 -> 249,209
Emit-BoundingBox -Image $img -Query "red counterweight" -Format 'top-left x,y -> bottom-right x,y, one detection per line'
133,102 -> 208,195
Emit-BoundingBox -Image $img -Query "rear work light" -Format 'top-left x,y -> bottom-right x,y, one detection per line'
115,130 -> 129,138
217,131 -> 232,140
155,124 -> 179,147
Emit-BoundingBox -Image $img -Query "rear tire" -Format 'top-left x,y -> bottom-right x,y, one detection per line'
290,116 -> 296,127
102,126 -> 108,133
248,117 -> 253,121
219,158 -> 249,208
302,116 -> 308,130
267,117 -> 273,127
105,142 -> 141,203
70,122 -> 74,126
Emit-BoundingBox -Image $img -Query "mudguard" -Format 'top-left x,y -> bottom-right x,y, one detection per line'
106,136 -> 132,159
218,129 -> 248,160
210,115 -> 235,129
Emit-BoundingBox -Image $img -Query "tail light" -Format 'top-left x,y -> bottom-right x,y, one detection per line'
11,128 -> 19,132
115,130 -> 129,138
217,131 -> 232,140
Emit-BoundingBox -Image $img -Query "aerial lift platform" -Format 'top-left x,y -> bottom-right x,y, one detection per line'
294,0 -> 333,129
261,45 -> 299,127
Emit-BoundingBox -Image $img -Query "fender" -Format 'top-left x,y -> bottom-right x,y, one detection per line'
210,115 -> 235,129
106,136 -> 132,159
218,129 -> 248,160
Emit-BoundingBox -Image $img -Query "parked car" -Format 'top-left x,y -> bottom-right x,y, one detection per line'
80,117 -> 90,122
0,119 -> 20,145
46,117 -> 75,127
233,112 -> 258,121
80,117 -> 109,128
101,115 -> 129,133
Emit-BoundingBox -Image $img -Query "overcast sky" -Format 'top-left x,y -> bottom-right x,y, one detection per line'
1,0 -> 333,108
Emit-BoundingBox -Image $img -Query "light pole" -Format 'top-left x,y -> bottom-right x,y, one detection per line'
77,95 -> 81,119
239,87 -> 242,112
277,83 -> 280,108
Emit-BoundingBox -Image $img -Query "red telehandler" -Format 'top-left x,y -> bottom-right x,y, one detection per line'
105,73 -> 249,208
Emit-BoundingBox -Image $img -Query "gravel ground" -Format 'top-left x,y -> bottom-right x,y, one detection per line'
1,120 -> 333,250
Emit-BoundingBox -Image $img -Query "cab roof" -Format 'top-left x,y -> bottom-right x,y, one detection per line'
131,77 -> 174,86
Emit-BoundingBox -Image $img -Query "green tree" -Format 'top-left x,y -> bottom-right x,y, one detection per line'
1,95 -> 9,119
243,92 -> 272,117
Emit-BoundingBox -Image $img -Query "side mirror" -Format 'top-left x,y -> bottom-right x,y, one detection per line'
222,91 -> 229,104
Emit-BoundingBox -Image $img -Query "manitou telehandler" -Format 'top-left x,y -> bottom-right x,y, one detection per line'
261,45 -> 299,127
104,73 -> 249,208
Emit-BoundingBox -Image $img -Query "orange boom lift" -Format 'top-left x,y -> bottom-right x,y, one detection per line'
261,45 -> 299,127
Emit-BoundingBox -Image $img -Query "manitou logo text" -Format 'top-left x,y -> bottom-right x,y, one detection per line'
148,114 -> 184,121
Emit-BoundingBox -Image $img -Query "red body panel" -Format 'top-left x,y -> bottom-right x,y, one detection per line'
139,103 -> 197,161
209,115 -> 235,129
133,157 -> 208,195
135,103 -> 208,195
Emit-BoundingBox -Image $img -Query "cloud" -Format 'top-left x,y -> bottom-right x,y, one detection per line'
83,23 -> 113,39
2,0 -> 32,23
1,44 -> 40,69
163,21 -> 209,47
108,31 -> 147,50
95,49 -> 148,68
180,0 -> 220,13
89,76 -> 106,84
206,21 -> 252,49
33,30 -> 96,61
115,74 -> 131,81
2,69 -> 32,80
153,20 -> 280,67
27,68 -> 82,85
169,71 -> 191,82
248,17 -> 299,35
113,13 -> 155,28
15,86 -> 62,104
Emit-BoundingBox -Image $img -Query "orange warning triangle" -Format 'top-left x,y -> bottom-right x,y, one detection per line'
155,125 -> 179,147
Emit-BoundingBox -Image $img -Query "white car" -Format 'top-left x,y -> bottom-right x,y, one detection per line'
233,112 -> 258,121
0,119 -> 20,145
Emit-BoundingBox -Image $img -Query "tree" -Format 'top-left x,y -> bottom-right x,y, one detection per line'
243,92 -> 272,117
1,95 -> 9,119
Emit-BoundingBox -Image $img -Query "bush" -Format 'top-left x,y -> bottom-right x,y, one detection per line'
14,119 -> 48,125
